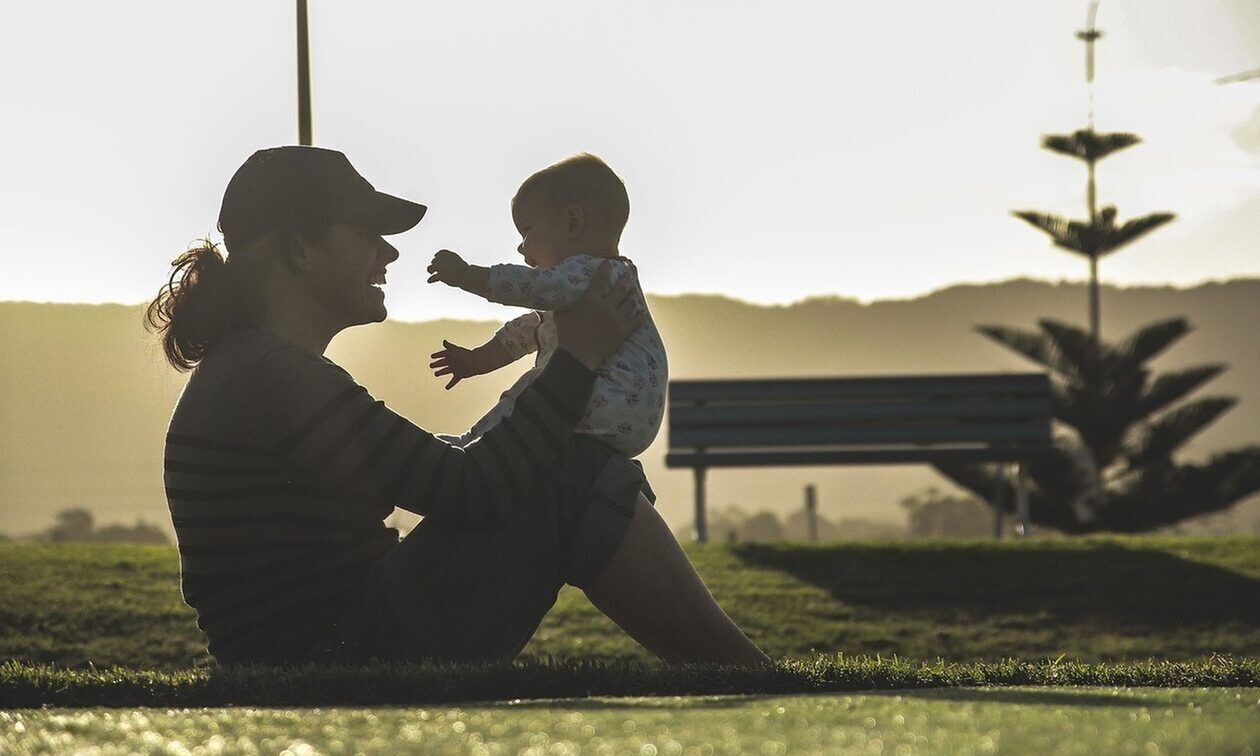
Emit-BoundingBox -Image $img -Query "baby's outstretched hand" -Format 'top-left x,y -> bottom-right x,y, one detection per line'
430,340 -> 476,390
428,249 -> 469,287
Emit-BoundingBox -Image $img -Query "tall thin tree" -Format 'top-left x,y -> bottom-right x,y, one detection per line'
1012,3 -> 1173,345
932,6 -> 1260,532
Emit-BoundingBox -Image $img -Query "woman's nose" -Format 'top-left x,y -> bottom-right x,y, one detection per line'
381,238 -> 400,264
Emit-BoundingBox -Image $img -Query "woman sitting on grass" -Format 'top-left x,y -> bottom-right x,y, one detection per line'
146,146 -> 769,667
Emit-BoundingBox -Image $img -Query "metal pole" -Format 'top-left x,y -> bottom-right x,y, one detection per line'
296,0 -> 312,145
805,484 -> 818,542
694,467 -> 708,543
1016,463 -> 1031,536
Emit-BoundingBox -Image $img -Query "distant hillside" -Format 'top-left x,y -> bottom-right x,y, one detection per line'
2,278 -> 1258,537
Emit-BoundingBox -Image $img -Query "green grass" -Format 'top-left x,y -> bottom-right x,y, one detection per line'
5,688 -> 1259,755
3,657 -> 1259,708
3,536 -> 1258,670
5,537 -> 1260,750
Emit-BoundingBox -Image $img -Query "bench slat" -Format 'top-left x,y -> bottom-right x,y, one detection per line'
671,422 -> 1051,449
665,445 -> 1055,468
669,373 -> 1049,404
670,398 -> 1051,428
664,372 -> 1055,541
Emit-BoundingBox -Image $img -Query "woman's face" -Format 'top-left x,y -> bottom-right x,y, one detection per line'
301,223 -> 400,328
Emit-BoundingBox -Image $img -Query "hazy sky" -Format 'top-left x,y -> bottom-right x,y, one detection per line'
2,1 -> 1257,322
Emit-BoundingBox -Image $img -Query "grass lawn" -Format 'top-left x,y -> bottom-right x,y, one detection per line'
4,536 -> 1259,752
2,535 -> 1258,669
5,688 -> 1259,755
3,656 -> 1258,708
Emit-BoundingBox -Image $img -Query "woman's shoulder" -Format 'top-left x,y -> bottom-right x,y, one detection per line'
180,328 -> 361,431
199,328 -> 351,384
201,327 -> 296,369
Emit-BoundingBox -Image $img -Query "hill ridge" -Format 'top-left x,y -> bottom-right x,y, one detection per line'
2,278 -> 1258,536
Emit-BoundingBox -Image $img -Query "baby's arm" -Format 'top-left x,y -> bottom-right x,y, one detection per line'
429,251 -> 631,312
430,339 -> 510,390
428,249 -> 491,299
487,257 -> 617,311
430,312 -> 541,390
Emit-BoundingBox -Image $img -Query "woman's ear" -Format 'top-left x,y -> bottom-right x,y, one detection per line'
285,231 -> 315,274
565,205 -> 586,236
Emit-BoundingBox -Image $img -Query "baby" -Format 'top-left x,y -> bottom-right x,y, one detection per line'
426,153 -> 667,458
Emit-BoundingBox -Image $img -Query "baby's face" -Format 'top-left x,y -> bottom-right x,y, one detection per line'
511,198 -> 571,268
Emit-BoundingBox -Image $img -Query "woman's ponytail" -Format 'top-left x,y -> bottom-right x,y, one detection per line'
145,239 -> 264,371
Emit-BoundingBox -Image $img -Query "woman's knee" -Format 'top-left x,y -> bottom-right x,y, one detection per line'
557,451 -> 650,589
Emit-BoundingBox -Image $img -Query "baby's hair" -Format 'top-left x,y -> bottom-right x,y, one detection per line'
514,153 -> 630,239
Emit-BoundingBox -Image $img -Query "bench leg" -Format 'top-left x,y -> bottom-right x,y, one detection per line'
1016,462 -> 1031,536
992,465 -> 1005,540
694,467 -> 708,543
805,484 -> 818,543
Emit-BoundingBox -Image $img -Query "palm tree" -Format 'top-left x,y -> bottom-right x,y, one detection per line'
934,318 -> 1260,532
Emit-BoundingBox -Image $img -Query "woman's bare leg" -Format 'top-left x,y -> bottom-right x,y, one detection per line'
583,494 -> 771,665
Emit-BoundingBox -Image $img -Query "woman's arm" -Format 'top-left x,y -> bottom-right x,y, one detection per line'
265,345 -> 593,527
263,262 -> 639,528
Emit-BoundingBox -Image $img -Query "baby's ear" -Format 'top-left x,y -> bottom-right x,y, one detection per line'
565,204 -> 586,236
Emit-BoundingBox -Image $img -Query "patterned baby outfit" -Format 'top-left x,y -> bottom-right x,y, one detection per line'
450,255 -> 667,458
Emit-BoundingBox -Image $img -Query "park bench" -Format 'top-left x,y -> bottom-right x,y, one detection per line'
664,373 -> 1054,541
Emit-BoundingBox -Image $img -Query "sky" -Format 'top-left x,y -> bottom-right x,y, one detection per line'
1,1 -> 1257,323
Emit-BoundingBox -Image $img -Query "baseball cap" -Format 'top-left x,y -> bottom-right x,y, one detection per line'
218,146 -> 427,246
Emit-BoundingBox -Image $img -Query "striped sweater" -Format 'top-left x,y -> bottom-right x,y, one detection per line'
164,327 -> 595,662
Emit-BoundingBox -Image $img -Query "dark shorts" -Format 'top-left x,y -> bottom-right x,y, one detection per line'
309,436 -> 653,663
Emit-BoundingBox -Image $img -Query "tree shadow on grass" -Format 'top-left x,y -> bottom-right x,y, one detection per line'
730,542 -> 1260,641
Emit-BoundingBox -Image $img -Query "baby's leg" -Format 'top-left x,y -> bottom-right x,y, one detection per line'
582,494 -> 770,666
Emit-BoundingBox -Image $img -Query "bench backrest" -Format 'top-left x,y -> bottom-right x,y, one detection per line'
665,373 -> 1053,468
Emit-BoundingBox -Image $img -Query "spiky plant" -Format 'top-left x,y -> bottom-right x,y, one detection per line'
934,318 -> 1260,532
1013,129 -> 1175,344
1016,4 -> 1177,344
937,10 -> 1259,533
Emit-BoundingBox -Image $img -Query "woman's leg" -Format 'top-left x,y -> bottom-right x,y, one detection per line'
341,438 -> 630,663
327,443 -> 767,666
583,494 -> 771,665
353,510 -> 569,662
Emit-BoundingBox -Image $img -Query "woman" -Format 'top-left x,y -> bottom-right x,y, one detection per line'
147,146 -> 768,666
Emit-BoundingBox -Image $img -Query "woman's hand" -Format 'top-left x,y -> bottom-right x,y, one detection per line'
553,261 -> 643,370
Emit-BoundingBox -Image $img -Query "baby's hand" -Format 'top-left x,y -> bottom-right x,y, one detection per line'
430,340 -> 477,390
428,249 -> 469,287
